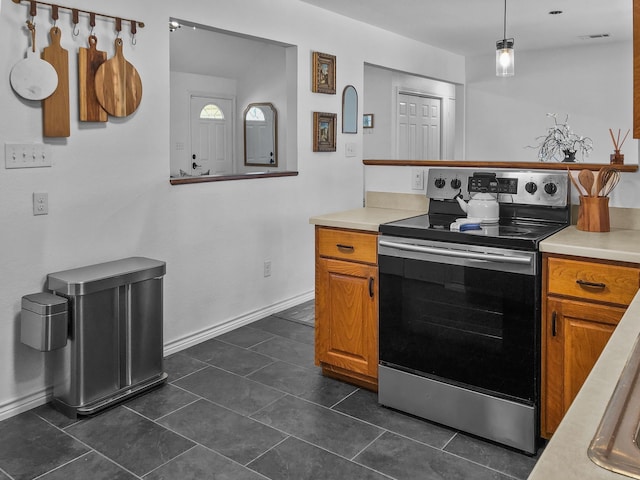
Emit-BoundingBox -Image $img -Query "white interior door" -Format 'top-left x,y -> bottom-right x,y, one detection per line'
190,96 -> 233,175
397,93 -> 442,160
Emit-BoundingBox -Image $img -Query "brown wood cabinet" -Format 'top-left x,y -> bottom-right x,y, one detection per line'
315,226 -> 379,391
541,253 -> 640,438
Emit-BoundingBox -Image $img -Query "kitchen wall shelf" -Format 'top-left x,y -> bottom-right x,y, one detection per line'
170,171 -> 298,185
363,160 -> 638,172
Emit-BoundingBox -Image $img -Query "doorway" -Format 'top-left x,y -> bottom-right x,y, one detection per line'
190,95 -> 234,175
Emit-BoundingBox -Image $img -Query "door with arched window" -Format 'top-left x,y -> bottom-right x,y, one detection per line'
190,96 -> 233,175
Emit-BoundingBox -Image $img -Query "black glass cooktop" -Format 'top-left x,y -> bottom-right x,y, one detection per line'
379,213 -> 568,251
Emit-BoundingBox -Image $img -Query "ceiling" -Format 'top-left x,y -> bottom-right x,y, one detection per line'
299,0 -> 632,57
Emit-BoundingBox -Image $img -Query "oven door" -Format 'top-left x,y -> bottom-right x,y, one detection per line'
378,236 -> 540,404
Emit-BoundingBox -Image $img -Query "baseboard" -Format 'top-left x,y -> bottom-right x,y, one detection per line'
0,386 -> 52,422
163,290 -> 314,356
0,291 -> 314,422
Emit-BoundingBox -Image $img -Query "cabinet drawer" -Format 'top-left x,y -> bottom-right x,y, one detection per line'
547,257 -> 640,306
317,227 -> 377,264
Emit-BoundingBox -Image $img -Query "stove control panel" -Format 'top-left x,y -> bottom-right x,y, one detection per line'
427,168 -> 568,207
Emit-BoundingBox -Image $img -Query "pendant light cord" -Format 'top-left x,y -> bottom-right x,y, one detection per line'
503,0 -> 507,40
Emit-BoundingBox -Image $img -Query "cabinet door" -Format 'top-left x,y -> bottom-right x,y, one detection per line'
542,297 -> 625,437
315,257 -> 378,378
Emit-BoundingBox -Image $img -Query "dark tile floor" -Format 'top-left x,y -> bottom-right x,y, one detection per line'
0,302 -> 541,480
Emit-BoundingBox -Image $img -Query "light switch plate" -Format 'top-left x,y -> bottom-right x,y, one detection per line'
6,143 -> 51,169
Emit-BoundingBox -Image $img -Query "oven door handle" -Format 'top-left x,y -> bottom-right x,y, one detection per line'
379,240 -> 533,265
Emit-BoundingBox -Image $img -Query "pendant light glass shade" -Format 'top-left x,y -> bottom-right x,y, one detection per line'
496,0 -> 514,77
496,38 -> 514,77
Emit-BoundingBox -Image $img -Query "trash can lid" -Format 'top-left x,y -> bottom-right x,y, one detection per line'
47,257 -> 166,296
22,292 -> 68,315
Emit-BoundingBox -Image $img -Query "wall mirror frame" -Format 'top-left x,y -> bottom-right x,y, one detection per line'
342,85 -> 358,134
244,102 -> 278,167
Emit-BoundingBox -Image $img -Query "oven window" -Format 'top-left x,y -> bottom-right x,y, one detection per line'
379,255 -> 539,403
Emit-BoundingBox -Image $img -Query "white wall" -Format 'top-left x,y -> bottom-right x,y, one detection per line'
0,0 -> 464,418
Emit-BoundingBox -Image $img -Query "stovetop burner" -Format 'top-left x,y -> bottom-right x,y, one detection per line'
379,213 -> 567,251
379,168 -> 571,251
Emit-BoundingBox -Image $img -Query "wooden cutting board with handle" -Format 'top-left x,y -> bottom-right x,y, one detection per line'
94,38 -> 142,117
42,27 -> 70,137
10,21 -> 58,101
78,35 -> 107,122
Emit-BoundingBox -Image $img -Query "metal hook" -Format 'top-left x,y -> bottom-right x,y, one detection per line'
131,34 -> 137,46
72,9 -> 80,36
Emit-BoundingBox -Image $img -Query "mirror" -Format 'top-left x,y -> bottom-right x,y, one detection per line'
244,103 -> 278,166
342,85 -> 358,134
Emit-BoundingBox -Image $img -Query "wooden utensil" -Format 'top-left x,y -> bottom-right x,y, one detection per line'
568,170 -> 587,196
42,27 -> 70,137
10,21 -> 58,101
94,38 -> 142,117
578,169 -> 595,197
78,35 -> 107,122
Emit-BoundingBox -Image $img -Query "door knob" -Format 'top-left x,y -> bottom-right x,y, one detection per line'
192,162 -> 201,169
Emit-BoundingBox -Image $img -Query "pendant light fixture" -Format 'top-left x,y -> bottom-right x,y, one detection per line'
496,0 -> 514,77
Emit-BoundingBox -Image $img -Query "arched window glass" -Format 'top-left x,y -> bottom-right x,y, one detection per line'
246,106 -> 266,122
199,104 -> 224,120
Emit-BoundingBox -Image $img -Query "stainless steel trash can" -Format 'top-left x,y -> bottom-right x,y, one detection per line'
21,292 -> 68,351
47,257 -> 167,418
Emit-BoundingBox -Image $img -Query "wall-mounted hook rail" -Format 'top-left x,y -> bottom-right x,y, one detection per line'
12,0 -> 145,33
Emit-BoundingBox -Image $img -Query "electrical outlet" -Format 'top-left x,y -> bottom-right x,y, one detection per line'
411,168 -> 424,190
33,193 -> 48,216
263,260 -> 272,277
5,143 -> 51,169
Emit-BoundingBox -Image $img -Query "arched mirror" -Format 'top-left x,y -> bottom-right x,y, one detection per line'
244,103 -> 278,166
342,85 -> 358,134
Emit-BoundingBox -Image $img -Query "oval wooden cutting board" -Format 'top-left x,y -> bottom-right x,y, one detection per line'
42,27 -> 70,137
94,38 -> 142,117
78,35 -> 107,122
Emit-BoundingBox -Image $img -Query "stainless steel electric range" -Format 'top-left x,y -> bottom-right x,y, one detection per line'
377,168 -> 570,454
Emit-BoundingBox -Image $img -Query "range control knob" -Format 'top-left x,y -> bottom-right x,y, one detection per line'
450,178 -> 462,189
434,178 -> 446,188
524,182 -> 537,194
544,183 -> 558,195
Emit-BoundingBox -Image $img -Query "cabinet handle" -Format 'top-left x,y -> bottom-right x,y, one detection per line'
576,279 -> 606,289
369,277 -> 374,298
552,311 -> 557,337
336,244 -> 355,251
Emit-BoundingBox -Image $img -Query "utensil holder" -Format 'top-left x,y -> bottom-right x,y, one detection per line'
610,150 -> 624,165
577,196 -> 610,232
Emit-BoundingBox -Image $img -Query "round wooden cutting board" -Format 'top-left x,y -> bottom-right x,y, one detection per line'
94,38 -> 142,117
10,22 -> 58,101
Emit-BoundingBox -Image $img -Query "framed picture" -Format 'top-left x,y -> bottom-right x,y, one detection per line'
363,113 -> 374,129
312,51 -> 336,94
313,112 -> 337,152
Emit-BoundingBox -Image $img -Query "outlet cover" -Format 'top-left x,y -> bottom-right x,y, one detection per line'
411,168 -> 424,190
33,193 -> 48,215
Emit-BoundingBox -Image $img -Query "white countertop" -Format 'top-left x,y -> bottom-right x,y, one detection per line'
309,192 -> 429,232
540,226 -> 640,264
531,227 -> 640,479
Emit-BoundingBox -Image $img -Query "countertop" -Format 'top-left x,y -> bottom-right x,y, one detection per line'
309,192 -> 429,232
530,227 -> 640,479
540,226 -> 640,264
